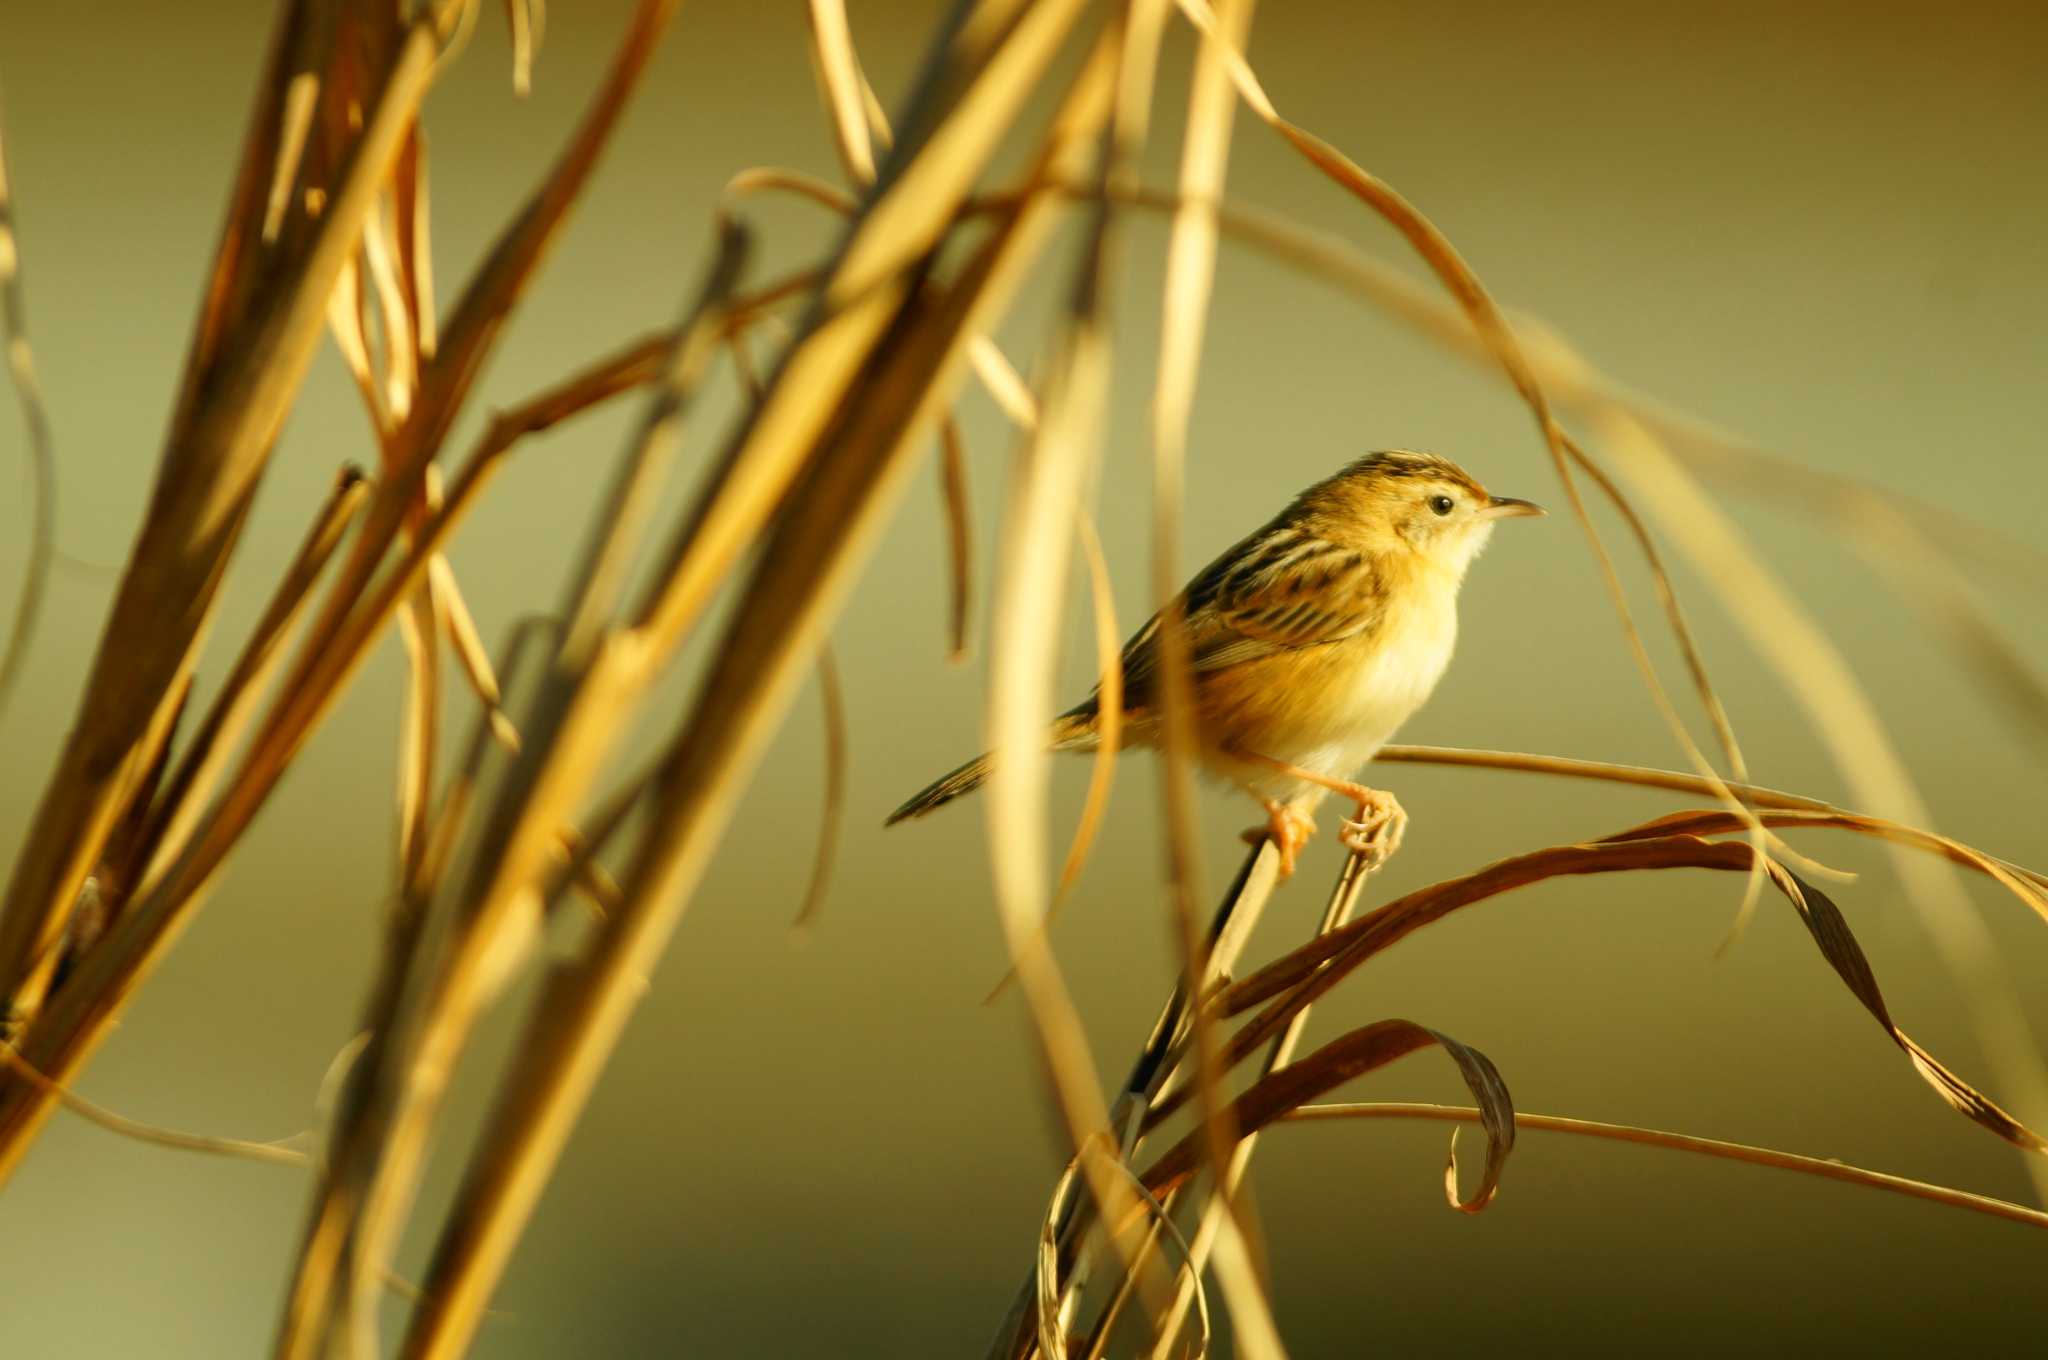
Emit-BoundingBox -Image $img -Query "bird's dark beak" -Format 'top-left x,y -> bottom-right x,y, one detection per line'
1483,495 -> 1546,520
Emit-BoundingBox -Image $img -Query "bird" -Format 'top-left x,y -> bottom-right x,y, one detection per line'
885,450 -> 1545,877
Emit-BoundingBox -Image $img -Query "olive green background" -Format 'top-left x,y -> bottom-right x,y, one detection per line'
2,2 -> 2044,1354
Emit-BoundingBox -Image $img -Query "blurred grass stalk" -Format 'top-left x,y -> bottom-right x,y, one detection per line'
0,1 -> 2045,1358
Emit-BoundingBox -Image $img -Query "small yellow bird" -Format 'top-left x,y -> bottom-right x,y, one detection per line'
886,450 -> 1544,876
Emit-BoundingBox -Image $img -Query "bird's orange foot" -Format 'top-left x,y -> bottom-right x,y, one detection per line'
1241,800 -> 1317,878
1339,788 -> 1408,871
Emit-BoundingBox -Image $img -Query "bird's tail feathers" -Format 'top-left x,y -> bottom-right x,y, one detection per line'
884,710 -> 1099,825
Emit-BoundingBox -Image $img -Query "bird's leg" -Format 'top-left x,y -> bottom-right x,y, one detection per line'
1239,799 -> 1316,879
1230,749 -> 1408,872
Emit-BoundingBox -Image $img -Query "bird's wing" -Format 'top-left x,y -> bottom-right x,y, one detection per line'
1109,526 -> 1384,711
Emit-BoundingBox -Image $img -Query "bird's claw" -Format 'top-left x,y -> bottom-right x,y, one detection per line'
1242,801 -> 1316,879
1338,788 -> 1407,871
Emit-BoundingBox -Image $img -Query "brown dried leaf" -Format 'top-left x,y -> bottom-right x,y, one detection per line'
1212,833 -> 2048,1157
1141,1020 -> 1515,1214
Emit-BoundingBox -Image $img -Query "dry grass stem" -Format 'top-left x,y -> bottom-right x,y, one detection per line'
0,7 -> 2038,1356
938,415 -> 976,659
0,1039 -> 309,1168
389,13 -> 1117,1352
1282,1102 -> 2048,1234
0,85 -> 55,719
0,2 -> 464,1030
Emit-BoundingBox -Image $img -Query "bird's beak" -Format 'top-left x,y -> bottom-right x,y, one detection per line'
1483,495 -> 1546,520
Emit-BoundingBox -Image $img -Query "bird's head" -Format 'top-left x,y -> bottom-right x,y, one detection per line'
1331,449 -> 1545,579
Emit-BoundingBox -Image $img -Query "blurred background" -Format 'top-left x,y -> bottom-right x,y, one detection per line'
2,1 -> 2045,1353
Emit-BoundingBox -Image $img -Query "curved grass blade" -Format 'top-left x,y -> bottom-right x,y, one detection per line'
790,644 -> 848,933
1282,1101 -> 2048,1233
0,87 -> 56,721
1140,1019 -> 1515,1215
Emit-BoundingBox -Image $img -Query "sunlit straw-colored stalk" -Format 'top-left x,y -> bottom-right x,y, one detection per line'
1281,1102 -> 2048,1233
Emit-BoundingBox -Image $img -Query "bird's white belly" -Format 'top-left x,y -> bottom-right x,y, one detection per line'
1238,600 -> 1458,796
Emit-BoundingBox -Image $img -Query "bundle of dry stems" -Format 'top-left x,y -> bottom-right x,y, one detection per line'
0,3 -> 2044,1357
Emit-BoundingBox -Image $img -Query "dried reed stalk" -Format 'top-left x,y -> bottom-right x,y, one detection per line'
1,5 -> 2040,1357
0,0 -> 678,1191
0,81 -> 55,719
0,2 -> 466,1028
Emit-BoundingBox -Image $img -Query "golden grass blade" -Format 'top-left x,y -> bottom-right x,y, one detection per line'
1282,1101 -> 2048,1234
0,1039 -> 309,1169
970,335 -> 1040,428
717,165 -> 856,219
1139,1019 -> 1516,1214
414,617 -> 561,906
1125,2 -> 1277,1348
502,0 -> 536,96
394,129 -> 437,358
1207,1218 -> 1281,1360
0,87 -> 57,720
428,554 -> 514,750
972,503 -> 1121,1015
132,466 -> 370,899
188,0 -> 354,392
76,683 -> 190,963
804,0 -> 878,186
325,252 -> 387,429
989,9 -> 1178,1336
938,415 -> 975,660
1147,0 -> 1254,947
790,645 -> 848,933
0,8 -> 457,1026
1056,508 -> 1122,902
719,317 -> 847,941
260,72 -> 320,245
360,195 -> 419,423
394,588 -> 443,886
399,35 -> 1115,1351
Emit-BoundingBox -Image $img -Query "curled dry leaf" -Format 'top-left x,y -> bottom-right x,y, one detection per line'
1037,1139 -> 1213,1360
1141,1019 -> 1515,1214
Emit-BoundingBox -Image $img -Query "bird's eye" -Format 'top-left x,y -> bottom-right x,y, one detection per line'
1428,494 -> 1456,516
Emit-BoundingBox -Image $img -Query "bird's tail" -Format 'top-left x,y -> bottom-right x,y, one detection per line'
885,710 -> 1098,826
884,753 -> 994,825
